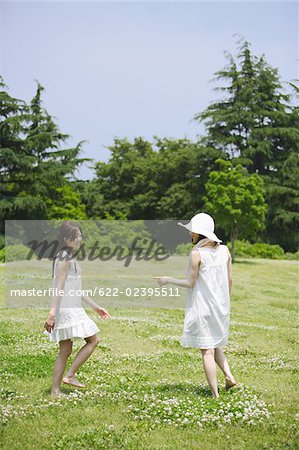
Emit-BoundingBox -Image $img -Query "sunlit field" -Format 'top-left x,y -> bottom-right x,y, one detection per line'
0,258 -> 298,449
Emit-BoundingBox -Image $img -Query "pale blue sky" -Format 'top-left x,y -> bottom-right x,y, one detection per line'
0,1 -> 298,179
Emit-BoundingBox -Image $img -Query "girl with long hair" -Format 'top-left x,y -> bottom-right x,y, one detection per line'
44,221 -> 110,397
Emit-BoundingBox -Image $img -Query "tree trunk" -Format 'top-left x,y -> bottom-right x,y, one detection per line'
230,227 -> 238,263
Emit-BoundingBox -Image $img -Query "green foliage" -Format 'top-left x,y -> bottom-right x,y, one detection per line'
92,137 -> 158,219
0,77 -> 88,230
194,40 -> 299,175
46,184 -> 87,220
0,234 -> 4,250
1,39 -> 298,253
80,219 -> 152,249
174,240 -> 297,260
227,240 -> 286,259
48,219 -> 165,258
284,251 -> 299,260
194,40 -> 299,252
262,131 -> 299,252
73,180 -> 107,219
174,242 -> 193,256
203,159 -> 267,259
89,137 -> 224,220
0,244 -> 35,262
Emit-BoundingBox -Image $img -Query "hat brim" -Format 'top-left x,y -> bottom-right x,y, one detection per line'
177,221 -> 222,243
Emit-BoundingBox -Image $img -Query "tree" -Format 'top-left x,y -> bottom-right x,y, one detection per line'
0,78 -> 88,228
203,159 -> 267,261
195,40 -> 298,174
46,184 -> 87,220
90,137 -> 224,220
0,76 -> 29,226
154,138 -> 224,219
261,82 -> 299,252
263,150 -> 299,252
92,137 -> 158,219
194,40 -> 299,251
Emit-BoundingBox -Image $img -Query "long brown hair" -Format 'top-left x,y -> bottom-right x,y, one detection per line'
52,221 -> 83,277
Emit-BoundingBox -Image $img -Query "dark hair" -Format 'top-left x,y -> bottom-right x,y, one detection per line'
196,234 -> 218,247
52,221 -> 83,277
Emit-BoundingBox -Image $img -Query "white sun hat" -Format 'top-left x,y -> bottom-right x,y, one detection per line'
177,213 -> 222,243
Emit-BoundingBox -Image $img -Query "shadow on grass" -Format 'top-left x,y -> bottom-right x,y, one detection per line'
44,385 -> 78,396
153,382 -> 243,399
153,382 -> 212,397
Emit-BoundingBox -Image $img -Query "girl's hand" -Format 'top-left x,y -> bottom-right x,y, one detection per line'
44,314 -> 55,333
95,306 -> 110,319
154,276 -> 170,286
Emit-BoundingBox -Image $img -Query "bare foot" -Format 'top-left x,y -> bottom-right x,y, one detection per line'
225,377 -> 237,390
63,376 -> 86,388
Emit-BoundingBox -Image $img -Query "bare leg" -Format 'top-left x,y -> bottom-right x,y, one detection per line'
63,334 -> 100,387
214,347 -> 236,389
51,339 -> 73,396
200,348 -> 219,398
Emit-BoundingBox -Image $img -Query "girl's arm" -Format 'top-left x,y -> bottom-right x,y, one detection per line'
154,250 -> 201,289
44,260 -> 70,332
227,249 -> 233,298
81,295 -> 98,309
82,295 -> 110,319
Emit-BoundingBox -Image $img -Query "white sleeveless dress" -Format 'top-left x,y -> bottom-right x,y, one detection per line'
181,244 -> 230,349
45,252 -> 99,342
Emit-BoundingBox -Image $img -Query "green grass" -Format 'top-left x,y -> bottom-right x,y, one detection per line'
0,258 -> 298,449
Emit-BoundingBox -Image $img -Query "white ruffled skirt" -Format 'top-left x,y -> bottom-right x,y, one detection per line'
45,307 -> 100,342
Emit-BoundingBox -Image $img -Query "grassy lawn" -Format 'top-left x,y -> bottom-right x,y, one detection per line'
0,258 -> 298,449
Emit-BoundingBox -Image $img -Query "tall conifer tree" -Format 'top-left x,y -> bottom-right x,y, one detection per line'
194,41 -> 299,251
0,79 -> 87,229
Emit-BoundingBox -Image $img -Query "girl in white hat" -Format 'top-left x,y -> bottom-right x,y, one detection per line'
154,213 -> 236,398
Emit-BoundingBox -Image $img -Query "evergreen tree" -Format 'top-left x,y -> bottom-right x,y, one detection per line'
263,82 -> 299,251
194,40 -> 299,251
0,79 -> 88,227
195,40 -> 298,175
0,76 -> 29,223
